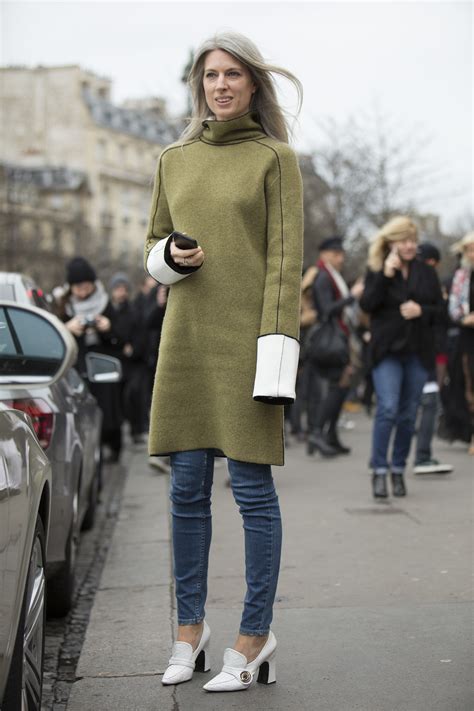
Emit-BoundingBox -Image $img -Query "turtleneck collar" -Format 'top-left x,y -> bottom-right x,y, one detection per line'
200,111 -> 266,145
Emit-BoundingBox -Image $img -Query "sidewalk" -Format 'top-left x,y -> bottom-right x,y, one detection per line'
66,414 -> 472,711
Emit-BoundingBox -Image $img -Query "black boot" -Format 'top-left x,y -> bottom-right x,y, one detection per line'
391,472 -> 406,497
307,429 -> 339,457
326,427 -> 351,454
372,473 -> 388,499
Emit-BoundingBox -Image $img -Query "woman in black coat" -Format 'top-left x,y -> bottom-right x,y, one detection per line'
360,217 -> 444,499
56,257 -> 125,462
307,237 -> 363,456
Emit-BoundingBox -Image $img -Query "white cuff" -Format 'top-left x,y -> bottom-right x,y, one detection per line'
253,334 -> 300,405
146,235 -> 195,285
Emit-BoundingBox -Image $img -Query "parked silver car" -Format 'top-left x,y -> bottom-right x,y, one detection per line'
0,404 -> 52,710
0,271 -> 52,311
0,302 -> 120,709
0,299 -> 121,617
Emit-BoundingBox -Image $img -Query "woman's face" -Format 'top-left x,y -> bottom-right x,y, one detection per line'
71,281 -> 95,300
394,237 -> 418,262
203,49 -> 256,121
463,242 -> 474,266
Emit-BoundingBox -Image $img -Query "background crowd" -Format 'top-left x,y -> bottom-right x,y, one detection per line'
49,223 -> 474,495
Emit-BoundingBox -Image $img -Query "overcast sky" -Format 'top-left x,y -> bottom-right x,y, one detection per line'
2,0 -> 472,231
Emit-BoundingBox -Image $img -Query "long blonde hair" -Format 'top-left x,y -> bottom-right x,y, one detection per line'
367,216 -> 418,271
179,31 -> 303,144
450,231 -> 474,268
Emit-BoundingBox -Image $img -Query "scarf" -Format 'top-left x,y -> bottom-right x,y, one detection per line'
65,280 -> 108,320
316,259 -> 354,334
449,266 -> 472,322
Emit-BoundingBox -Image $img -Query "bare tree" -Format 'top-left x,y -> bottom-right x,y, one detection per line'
309,107 -> 444,245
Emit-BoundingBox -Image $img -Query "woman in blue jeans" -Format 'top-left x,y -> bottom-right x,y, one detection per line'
144,32 -> 303,692
360,216 -> 444,499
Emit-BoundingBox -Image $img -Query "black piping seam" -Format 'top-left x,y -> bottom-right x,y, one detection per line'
254,140 -> 284,334
149,156 -> 163,239
149,141 -> 200,240
257,333 -> 300,344
199,136 -> 265,146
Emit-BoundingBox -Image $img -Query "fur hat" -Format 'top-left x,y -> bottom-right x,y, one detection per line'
66,257 -> 97,285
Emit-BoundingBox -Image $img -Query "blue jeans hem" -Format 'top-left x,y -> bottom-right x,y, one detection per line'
239,627 -> 270,636
177,616 -> 205,626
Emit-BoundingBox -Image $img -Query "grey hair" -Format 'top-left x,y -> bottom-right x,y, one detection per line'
179,31 -> 303,144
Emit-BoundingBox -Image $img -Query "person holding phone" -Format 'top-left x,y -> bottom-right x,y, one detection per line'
359,217 -> 444,499
144,32 -> 303,692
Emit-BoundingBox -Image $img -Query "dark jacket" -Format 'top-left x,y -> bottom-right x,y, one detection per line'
312,269 -> 355,327
359,260 -> 444,370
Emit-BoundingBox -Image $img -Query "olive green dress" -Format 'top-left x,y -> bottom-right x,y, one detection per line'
144,112 -> 303,465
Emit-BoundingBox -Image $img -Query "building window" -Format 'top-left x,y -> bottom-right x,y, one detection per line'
50,195 -> 64,210
119,143 -> 127,165
96,139 -> 107,162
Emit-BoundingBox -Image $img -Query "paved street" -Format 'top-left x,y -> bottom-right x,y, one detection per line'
66,414 -> 472,711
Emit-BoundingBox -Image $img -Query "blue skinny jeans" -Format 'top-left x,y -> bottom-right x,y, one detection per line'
169,449 -> 282,636
370,354 -> 428,474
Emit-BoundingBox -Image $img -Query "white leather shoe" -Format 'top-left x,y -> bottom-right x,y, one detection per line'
203,631 -> 276,692
162,621 -> 211,685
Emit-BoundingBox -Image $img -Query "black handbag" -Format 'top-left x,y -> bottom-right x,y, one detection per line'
305,318 -> 349,368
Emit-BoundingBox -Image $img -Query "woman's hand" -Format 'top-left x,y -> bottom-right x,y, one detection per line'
65,316 -> 85,337
170,241 -> 205,268
400,300 -> 422,320
384,247 -> 402,278
95,315 -> 111,333
462,312 -> 474,327
350,278 -> 365,300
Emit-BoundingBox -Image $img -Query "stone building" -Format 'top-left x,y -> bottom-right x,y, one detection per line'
0,163 -> 90,287
0,65 -> 179,285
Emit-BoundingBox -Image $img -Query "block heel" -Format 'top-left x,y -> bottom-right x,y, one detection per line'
257,651 -> 276,684
195,645 -> 211,673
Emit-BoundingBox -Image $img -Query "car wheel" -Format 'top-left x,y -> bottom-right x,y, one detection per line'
46,488 -> 79,618
81,453 -> 100,532
2,516 -> 46,711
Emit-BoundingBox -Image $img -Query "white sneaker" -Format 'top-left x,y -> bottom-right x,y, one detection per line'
162,621 -> 211,685
203,631 -> 276,692
414,459 -> 453,474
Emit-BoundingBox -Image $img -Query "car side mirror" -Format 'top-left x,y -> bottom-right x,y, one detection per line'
85,353 -> 122,383
0,301 -> 77,388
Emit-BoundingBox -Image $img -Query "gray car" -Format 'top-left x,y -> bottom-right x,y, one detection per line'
0,272 -> 52,311
0,295 -> 120,617
0,404 -> 52,710
0,301 -> 120,709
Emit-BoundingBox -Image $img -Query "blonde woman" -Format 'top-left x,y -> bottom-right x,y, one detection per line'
144,32 -> 303,691
359,217 -> 444,499
448,232 -> 474,454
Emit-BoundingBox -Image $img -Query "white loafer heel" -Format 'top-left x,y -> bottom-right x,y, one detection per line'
203,631 -> 277,692
162,620 -> 211,686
